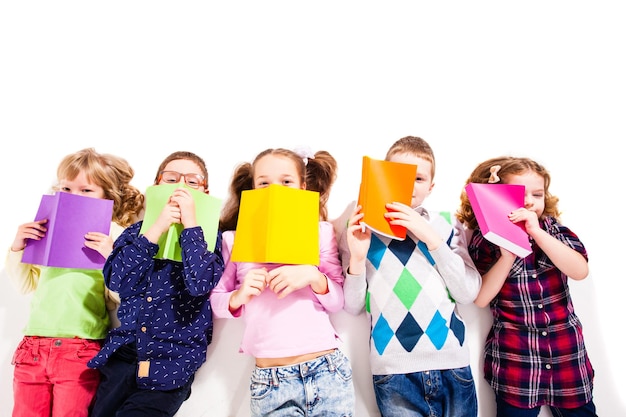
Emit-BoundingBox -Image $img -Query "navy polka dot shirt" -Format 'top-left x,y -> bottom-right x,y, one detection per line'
88,221 -> 224,390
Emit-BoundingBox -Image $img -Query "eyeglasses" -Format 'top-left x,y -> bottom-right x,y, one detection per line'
157,171 -> 206,189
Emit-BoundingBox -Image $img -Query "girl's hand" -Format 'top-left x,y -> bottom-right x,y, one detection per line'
84,232 -> 114,258
11,219 -> 48,251
230,268 -> 269,309
267,264 -> 326,298
169,187 -> 197,228
509,208 -> 540,235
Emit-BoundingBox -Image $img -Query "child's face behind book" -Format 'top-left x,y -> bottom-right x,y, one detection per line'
505,171 -> 546,219
253,155 -> 304,190
58,171 -> 106,199
158,159 -> 207,193
388,153 -> 434,209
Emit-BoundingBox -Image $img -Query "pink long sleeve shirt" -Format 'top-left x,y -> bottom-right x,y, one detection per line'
210,221 -> 345,359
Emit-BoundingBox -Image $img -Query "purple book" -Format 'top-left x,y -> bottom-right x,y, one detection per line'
21,192 -> 113,269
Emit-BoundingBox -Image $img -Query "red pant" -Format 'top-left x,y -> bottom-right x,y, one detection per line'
12,336 -> 102,417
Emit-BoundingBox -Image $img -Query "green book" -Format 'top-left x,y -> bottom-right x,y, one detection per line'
139,183 -> 222,261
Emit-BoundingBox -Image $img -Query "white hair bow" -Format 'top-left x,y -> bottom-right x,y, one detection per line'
293,146 -> 315,165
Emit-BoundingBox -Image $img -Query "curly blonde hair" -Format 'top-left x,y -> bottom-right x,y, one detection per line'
456,156 -> 560,230
55,148 -> 145,227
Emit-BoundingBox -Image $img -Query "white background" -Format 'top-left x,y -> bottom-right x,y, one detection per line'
1,2 -> 624,416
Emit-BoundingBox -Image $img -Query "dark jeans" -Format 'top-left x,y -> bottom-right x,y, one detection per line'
373,366 -> 477,417
496,397 -> 597,417
90,344 -> 193,417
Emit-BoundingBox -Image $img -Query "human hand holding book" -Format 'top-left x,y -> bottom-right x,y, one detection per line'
465,182 -> 532,258
357,156 -> 417,240
140,183 -> 222,261
21,192 -> 113,269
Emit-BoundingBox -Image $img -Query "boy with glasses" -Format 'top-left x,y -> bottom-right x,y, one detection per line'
88,151 -> 224,417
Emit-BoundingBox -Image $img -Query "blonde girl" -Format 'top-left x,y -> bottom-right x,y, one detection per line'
5,148 -> 144,417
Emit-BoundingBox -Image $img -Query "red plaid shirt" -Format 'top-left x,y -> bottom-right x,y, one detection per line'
469,216 -> 594,409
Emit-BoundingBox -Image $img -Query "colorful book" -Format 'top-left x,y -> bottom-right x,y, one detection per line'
139,184 -> 222,261
465,182 -> 532,258
357,156 -> 417,240
21,192 -> 113,269
230,184 -> 320,265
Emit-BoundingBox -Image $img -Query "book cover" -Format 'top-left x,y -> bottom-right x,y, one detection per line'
230,184 -> 320,265
22,192 -> 113,269
465,182 -> 532,258
139,184 -> 222,261
357,156 -> 417,240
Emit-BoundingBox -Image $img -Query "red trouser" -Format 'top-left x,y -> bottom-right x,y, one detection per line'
12,336 -> 102,417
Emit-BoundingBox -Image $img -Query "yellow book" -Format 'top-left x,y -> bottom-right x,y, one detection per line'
357,156 -> 417,240
230,184 -> 320,265
139,184 -> 222,261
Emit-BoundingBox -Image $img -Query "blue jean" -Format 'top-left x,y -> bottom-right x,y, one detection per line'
249,348 -> 354,417
373,366 -> 478,417
496,397 -> 598,417
90,349 -> 193,417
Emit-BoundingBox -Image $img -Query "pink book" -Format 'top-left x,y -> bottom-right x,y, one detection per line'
21,192 -> 113,269
465,183 -> 532,258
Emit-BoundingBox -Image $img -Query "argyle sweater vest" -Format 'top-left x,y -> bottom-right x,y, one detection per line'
364,214 -> 471,375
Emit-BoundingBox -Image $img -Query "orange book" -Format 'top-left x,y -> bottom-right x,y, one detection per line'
230,185 -> 320,265
357,156 -> 417,240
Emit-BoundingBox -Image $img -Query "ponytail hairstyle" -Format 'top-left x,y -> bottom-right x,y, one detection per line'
55,148 -> 145,227
456,156 -> 560,230
219,147 -> 338,231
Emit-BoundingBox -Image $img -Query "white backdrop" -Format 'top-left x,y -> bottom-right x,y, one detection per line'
1,2 -> 624,416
